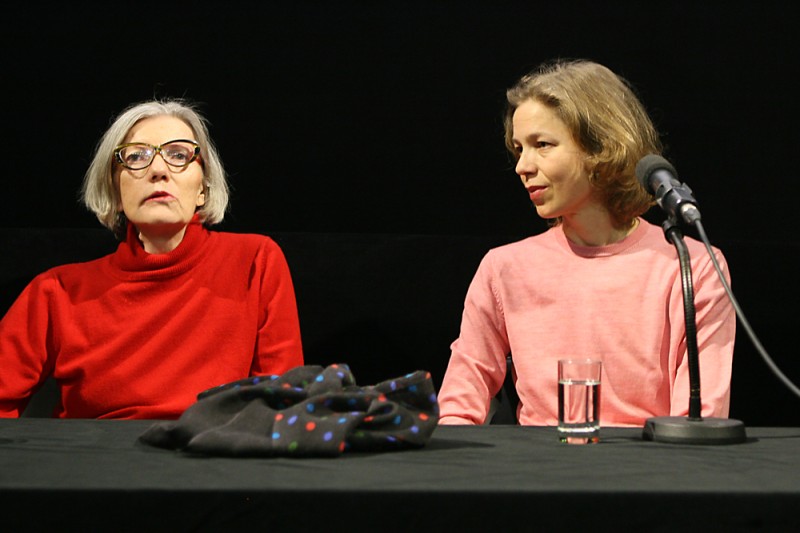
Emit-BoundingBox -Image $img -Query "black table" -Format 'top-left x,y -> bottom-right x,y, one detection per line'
1,419 -> 798,532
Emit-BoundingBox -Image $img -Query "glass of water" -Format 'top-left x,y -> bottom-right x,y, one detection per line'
558,359 -> 602,444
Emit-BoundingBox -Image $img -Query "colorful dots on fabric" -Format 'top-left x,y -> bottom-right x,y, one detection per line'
139,364 -> 440,458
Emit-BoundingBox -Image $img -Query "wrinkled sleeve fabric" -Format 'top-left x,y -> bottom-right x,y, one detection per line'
251,239 -> 304,377
669,245 -> 735,418
437,252 -> 510,425
0,274 -> 57,417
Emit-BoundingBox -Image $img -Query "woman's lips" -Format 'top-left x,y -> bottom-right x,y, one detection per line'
144,191 -> 175,203
527,185 -> 547,203
142,191 -> 175,204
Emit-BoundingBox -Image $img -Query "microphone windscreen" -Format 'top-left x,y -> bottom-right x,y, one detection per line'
635,154 -> 678,190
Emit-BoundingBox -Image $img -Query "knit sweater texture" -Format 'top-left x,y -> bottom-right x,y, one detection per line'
0,219 -> 304,419
438,219 -> 735,427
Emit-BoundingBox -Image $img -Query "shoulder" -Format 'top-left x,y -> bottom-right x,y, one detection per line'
40,254 -> 112,282
209,230 -> 284,254
640,219 -> 726,254
467,231 -> 559,285
12,256 -> 108,302
483,229 -> 558,264
207,231 -> 290,271
636,219 -> 729,277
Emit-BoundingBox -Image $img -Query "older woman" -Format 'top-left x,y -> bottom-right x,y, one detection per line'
437,60 -> 735,427
0,100 -> 304,419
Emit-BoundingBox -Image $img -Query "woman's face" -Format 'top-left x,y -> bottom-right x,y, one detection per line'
510,99 -> 598,222
116,116 -> 205,233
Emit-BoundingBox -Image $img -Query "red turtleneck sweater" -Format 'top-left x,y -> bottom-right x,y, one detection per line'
0,220 -> 304,419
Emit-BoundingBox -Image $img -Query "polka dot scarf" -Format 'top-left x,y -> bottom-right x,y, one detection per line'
138,364 -> 439,457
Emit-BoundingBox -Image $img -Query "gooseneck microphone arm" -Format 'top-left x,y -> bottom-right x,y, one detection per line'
637,154 -> 800,406
662,217 -> 702,420
637,153 -> 746,444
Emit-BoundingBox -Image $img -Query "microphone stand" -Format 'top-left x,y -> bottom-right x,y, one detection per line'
642,216 -> 747,444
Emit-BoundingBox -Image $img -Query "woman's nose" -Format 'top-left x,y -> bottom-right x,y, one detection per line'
515,151 -> 537,177
148,153 -> 170,180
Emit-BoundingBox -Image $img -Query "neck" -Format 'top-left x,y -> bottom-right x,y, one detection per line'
136,224 -> 189,254
562,211 -> 638,247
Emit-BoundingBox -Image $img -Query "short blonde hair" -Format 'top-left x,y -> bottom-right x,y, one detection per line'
504,59 -> 662,228
81,99 -> 230,238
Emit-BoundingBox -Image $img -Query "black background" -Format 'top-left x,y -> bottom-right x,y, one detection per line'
2,1 -> 799,424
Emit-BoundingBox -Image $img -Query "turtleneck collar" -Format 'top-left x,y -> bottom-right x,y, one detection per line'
108,214 -> 211,279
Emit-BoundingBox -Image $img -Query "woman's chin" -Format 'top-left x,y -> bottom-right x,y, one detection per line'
132,218 -> 190,233
533,206 -> 557,220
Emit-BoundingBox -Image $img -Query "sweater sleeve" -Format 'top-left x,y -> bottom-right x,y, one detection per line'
669,245 -> 735,418
250,239 -> 304,376
438,252 -> 511,425
0,274 -> 57,417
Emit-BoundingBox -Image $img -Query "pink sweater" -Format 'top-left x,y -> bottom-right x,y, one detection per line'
438,219 -> 735,427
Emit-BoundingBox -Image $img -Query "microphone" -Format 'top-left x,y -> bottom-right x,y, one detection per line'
635,154 -> 747,445
636,154 -> 701,224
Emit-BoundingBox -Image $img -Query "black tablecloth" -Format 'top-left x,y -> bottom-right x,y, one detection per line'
1,419 -> 799,532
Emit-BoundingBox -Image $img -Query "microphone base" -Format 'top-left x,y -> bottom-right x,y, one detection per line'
642,416 -> 747,445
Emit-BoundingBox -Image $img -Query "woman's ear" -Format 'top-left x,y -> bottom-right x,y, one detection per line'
196,183 -> 206,207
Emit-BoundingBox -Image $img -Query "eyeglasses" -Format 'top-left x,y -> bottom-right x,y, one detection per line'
114,139 -> 201,170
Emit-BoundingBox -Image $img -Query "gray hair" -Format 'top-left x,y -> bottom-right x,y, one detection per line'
81,99 -> 230,237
